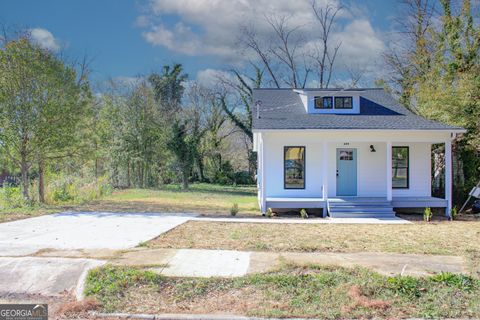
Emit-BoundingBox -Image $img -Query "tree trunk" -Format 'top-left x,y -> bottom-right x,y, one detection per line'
126,160 -> 131,188
20,154 -> 29,201
196,154 -> 205,182
181,165 -> 189,190
38,158 -> 45,203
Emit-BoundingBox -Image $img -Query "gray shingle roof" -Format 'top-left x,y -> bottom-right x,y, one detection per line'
252,88 -> 463,131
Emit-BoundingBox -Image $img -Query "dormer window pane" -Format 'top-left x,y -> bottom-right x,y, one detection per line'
335,97 -> 353,109
315,96 -> 333,109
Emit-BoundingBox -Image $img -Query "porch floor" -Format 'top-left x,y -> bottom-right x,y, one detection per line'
265,196 -> 447,210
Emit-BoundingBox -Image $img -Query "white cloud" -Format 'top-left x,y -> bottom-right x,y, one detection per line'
333,19 -> 385,69
30,28 -> 60,52
140,0 -> 338,61
196,68 -> 233,88
112,76 -> 145,87
139,0 -> 386,83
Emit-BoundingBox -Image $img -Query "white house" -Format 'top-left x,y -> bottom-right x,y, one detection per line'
252,88 -> 466,218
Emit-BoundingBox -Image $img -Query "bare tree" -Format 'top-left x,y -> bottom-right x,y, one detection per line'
238,25 -> 281,88
311,0 -> 342,88
345,64 -> 367,88
265,14 -> 311,88
239,13 -> 312,89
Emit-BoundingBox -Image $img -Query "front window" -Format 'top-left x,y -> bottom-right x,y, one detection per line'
334,96 -> 353,109
392,146 -> 409,188
284,146 -> 305,189
315,96 -> 333,109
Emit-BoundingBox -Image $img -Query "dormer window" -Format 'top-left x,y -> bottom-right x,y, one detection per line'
335,96 -> 353,109
295,90 -> 359,114
315,96 -> 333,109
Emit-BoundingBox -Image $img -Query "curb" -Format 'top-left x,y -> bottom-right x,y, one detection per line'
91,312 -> 312,320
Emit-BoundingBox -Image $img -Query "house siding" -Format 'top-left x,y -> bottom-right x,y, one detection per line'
261,131 -> 446,199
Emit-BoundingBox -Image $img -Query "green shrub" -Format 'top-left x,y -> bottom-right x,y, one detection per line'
0,186 -> 26,209
230,203 -> 239,216
300,208 -> 309,219
450,206 -> 458,220
234,171 -> 254,185
46,173 -> 112,205
266,208 -> 274,218
387,275 -> 421,298
430,272 -> 476,291
423,207 -> 432,222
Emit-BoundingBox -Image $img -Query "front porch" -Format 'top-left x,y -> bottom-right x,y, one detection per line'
266,196 -> 448,217
256,130 -> 456,218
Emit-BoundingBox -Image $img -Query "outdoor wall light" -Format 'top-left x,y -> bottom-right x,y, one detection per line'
370,145 -> 376,152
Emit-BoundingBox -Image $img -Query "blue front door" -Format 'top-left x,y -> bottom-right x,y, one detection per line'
336,148 -> 357,196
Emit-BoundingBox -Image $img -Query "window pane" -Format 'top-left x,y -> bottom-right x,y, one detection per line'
334,97 -> 353,109
315,97 -> 332,109
323,97 -> 332,108
339,150 -> 353,160
392,147 -> 409,188
285,147 -> 305,189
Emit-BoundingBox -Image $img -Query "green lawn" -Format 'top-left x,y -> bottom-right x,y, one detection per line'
0,184 -> 259,222
77,183 -> 259,216
85,264 -> 480,319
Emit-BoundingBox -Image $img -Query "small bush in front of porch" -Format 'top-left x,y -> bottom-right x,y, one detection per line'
266,208 -> 274,218
300,209 -> 309,219
450,206 -> 458,220
230,203 -> 239,216
423,207 -> 432,222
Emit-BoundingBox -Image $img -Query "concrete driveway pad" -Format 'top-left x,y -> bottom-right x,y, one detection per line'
0,257 -> 105,298
0,212 -> 194,256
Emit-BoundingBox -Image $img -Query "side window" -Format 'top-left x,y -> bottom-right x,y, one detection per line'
284,146 -> 305,189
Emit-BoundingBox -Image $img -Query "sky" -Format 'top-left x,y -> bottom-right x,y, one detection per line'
2,0 -> 400,88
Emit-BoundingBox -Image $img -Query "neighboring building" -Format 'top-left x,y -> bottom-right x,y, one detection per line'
0,169 -> 19,187
252,88 -> 465,218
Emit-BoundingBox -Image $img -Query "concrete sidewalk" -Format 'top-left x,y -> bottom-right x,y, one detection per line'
108,248 -> 465,277
1,247 -> 466,300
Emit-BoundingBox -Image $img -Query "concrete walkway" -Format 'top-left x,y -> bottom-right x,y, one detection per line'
192,216 -> 411,224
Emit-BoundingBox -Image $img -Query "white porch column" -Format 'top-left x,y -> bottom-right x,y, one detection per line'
322,141 -> 329,217
260,133 -> 267,215
386,141 -> 393,201
445,139 -> 452,217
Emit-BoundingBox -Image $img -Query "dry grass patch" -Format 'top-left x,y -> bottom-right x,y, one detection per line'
149,220 -> 480,276
0,206 -> 64,223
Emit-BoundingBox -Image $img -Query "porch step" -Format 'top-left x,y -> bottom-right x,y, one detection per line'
328,199 -> 396,218
329,212 -> 396,218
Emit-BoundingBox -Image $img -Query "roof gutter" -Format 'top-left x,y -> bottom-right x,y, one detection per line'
252,128 -> 467,134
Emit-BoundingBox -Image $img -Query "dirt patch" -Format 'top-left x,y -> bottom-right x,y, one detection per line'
342,285 -> 391,313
